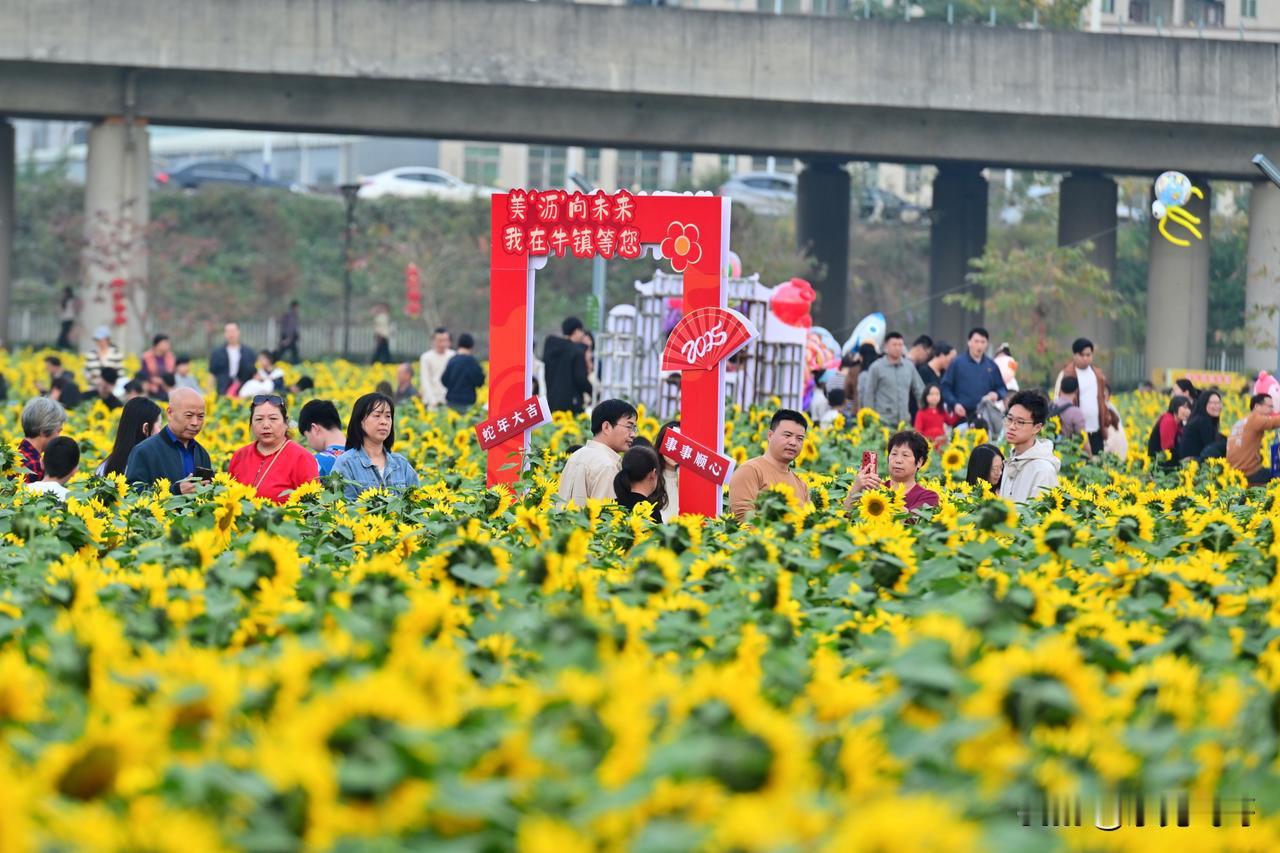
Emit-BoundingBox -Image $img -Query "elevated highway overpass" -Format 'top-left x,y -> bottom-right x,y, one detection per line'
2,0 -> 1278,368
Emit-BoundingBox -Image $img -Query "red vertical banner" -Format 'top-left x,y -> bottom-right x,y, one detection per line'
488,201 -> 533,486
487,192 -> 731,516
671,198 -> 730,518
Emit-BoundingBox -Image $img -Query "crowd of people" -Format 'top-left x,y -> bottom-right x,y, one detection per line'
15,314 -> 1280,521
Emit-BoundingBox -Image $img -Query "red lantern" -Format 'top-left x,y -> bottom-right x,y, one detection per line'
110,277 -> 127,326
404,263 -> 422,317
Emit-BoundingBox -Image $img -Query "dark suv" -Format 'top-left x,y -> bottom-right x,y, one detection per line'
155,160 -> 292,190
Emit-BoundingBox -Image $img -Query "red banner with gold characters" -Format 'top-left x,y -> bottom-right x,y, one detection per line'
657,428 -> 736,486
473,396 -> 550,451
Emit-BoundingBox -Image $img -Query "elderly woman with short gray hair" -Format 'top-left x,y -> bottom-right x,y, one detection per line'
19,397 -> 67,483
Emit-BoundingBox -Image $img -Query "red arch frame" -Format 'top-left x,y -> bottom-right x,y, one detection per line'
488,191 -> 731,517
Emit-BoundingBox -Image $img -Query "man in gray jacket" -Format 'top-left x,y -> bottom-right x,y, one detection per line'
999,389 -> 1061,503
865,332 -> 925,428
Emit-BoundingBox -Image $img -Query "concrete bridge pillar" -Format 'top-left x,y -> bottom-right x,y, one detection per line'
928,164 -> 987,345
1145,175 -> 1210,378
0,119 -> 13,349
796,160 -> 851,331
1058,171 -> 1117,367
1245,180 -> 1280,374
83,118 -> 150,356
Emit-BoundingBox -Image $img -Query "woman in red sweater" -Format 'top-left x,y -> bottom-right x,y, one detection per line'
913,384 -> 960,447
228,395 -> 319,503
1146,394 -> 1192,468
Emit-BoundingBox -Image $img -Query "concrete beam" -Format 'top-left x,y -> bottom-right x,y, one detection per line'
2,1 -> 1276,128
1,0 -> 1279,178
1145,176 -> 1210,377
0,61 -> 1270,179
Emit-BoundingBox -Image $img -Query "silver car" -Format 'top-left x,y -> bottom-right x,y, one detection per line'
718,171 -> 796,216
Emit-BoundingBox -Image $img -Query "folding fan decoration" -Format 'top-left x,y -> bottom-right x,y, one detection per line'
661,307 -> 759,372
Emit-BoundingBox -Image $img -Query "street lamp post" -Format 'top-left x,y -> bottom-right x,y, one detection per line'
339,183 -> 361,360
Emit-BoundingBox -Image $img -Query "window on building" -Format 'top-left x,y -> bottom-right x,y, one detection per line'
527,146 -> 567,190
904,165 -> 923,197
1102,0 -> 1115,12
1130,0 -> 1150,23
584,148 -> 603,188
617,150 -> 662,191
1242,0 -> 1257,18
675,152 -> 694,188
463,145 -> 500,187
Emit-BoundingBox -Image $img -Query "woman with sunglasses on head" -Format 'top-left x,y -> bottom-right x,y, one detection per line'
331,392 -> 420,501
228,394 -> 319,503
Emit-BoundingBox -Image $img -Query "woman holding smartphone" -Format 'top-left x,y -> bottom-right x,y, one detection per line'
228,394 -> 319,503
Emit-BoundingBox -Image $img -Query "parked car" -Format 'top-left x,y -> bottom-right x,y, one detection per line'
356,167 -> 499,201
859,188 -> 925,224
154,160 -> 294,191
718,171 -> 796,216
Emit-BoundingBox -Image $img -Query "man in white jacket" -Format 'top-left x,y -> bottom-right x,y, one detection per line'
419,327 -> 455,408
999,389 -> 1061,503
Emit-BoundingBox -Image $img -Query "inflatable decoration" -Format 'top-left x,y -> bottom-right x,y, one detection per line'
842,312 -> 886,355
770,278 -> 816,328
1255,370 -> 1280,410
806,327 -> 841,374
1151,171 -> 1205,248
724,250 -> 743,279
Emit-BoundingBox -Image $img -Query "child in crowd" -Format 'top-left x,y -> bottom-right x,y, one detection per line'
913,383 -> 959,446
27,436 -> 80,502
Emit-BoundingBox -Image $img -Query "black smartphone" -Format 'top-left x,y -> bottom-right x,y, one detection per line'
194,466 -> 215,481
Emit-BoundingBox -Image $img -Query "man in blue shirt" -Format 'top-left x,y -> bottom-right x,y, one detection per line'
940,327 -> 1008,420
298,399 -> 348,476
124,387 -> 212,494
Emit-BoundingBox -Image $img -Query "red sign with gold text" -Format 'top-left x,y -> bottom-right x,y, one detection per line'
474,395 -> 550,451
658,428 -> 736,486
489,190 -> 732,517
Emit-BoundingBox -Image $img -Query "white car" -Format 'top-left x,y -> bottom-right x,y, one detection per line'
356,167 -> 499,201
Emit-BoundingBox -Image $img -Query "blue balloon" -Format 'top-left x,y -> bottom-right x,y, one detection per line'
1154,171 -> 1193,210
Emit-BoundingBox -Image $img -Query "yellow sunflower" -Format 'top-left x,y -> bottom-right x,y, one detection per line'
941,447 -> 966,475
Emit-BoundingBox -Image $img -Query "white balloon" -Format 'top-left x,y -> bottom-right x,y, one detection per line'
1151,200 -> 1167,220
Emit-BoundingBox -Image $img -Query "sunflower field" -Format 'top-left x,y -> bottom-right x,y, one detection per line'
2,350 -> 1280,851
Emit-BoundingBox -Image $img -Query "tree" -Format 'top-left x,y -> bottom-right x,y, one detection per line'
891,0 -> 1089,28
945,241 -> 1131,386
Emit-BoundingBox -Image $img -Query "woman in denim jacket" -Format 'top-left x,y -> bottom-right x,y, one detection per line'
331,392 -> 421,500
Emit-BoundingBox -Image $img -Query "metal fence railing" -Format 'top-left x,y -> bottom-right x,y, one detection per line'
5,310 -> 435,364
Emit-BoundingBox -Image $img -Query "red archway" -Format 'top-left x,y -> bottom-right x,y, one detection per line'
487,189 -> 731,517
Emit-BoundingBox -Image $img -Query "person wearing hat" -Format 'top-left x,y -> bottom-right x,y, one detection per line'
994,343 -> 1020,392
83,326 -> 124,388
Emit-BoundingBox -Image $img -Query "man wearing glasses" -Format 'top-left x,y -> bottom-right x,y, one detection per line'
556,399 -> 638,508
999,389 -> 1061,503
